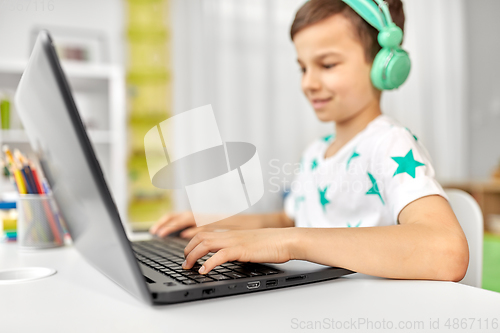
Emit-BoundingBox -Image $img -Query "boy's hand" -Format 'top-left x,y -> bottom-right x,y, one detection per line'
181,228 -> 299,274
149,211 -> 197,238
150,212 -> 267,239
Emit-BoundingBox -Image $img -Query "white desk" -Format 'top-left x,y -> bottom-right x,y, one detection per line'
1,242 -> 499,333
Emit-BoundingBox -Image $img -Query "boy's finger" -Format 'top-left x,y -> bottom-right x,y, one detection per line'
198,248 -> 239,274
179,222 -> 228,238
149,214 -> 175,234
179,226 -> 204,239
183,232 -> 214,258
182,240 -> 221,270
149,222 -> 166,234
156,218 -> 195,238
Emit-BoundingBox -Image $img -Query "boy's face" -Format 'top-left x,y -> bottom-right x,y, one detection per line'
294,14 -> 380,123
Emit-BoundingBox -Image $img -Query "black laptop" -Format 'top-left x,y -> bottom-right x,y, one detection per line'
14,30 -> 354,305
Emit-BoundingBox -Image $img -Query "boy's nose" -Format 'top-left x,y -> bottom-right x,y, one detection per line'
302,70 -> 322,92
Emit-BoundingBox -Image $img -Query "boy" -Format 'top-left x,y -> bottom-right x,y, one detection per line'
150,0 -> 469,282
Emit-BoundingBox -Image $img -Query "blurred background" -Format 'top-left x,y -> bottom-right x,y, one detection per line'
0,0 -> 499,288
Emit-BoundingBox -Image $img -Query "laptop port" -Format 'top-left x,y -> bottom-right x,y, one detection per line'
247,281 -> 260,290
285,275 -> 306,283
265,279 -> 277,287
202,288 -> 215,296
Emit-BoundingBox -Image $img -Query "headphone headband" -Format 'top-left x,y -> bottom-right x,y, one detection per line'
342,0 -> 394,30
373,0 -> 394,26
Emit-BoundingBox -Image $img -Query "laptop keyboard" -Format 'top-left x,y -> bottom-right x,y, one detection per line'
132,239 -> 282,285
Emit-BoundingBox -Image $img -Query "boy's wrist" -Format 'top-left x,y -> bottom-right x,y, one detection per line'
285,227 -> 307,261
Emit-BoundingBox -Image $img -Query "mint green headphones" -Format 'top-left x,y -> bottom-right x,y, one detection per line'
342,0 -> 411,90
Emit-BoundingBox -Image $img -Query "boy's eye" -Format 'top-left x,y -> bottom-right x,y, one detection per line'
300,67 -> 306,74
323,63 -> 337,69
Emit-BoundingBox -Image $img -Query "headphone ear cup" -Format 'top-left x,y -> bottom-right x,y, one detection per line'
386,49 -> 411,89
371,48 -> 392,90
371,48 -> 411,90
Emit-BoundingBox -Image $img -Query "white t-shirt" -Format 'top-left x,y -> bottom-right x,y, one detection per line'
284,115 -> 447,228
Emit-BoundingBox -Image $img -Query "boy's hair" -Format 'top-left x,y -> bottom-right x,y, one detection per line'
290,0 -> 405,62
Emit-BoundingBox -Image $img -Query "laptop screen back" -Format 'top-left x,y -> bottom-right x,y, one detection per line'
15,31 -> 151,304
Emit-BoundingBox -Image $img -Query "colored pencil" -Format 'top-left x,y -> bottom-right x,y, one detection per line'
15,150 -> 38,194
30,163 -> 44,194
20,168 -> 34,194
3,146 -> 27,195
24,165 -> 38,194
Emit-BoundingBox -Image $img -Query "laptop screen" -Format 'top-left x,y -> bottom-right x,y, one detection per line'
14,31 -> 151,304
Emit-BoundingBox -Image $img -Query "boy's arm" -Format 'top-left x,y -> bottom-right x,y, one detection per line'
292,195 -> 469,282
177,211 -> 294,239
181,195 -> 467,282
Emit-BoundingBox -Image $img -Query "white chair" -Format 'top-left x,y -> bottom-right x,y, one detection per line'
445,189 -> 483,288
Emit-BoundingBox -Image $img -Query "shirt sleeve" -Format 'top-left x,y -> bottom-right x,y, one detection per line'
283,148 -> 311,222
284,189 -> 296,221
283,155 -> 304,221
370,127 -> 448,224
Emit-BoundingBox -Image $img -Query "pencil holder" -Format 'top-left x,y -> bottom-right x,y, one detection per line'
17,194 -> 65,250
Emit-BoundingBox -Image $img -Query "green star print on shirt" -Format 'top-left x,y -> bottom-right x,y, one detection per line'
366,172 -> 385,205
405,127 -> 418,141
346,149 -> 360,170
322,134 -> 334,142
391,149 -> 425,178
311,158 -> 318,171
318,186 -> 331,212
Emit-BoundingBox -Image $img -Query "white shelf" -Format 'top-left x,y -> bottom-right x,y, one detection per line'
0,60 -> 26,74
0,129 -> 27,143
0,129 -> 112,144
0,60 -> 121,92
0,60 -> 120,78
